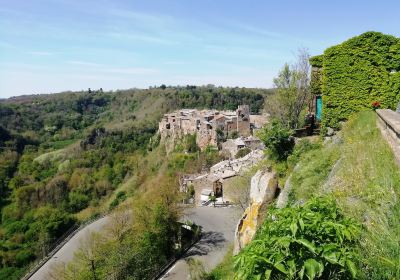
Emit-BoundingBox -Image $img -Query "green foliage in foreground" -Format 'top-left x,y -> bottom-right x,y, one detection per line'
289,111 -> 400,279
234,198 -> 360,280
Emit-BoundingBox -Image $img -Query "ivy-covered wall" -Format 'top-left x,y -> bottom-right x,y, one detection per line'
310,31 -> 400,129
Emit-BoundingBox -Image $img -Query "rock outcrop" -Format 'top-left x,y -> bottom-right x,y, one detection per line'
234,169 -> 278,254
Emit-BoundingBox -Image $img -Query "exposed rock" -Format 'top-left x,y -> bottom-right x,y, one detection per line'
250,169 -> 277,204
233,169 -> 277,254
276,175 -> 292,209
326,127 -> 335,136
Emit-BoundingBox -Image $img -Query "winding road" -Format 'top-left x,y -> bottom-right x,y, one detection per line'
28,206 -> 241,280
29,216 -> 111,280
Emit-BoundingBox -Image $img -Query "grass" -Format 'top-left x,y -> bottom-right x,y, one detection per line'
48,139 -> 77,149
290,111 -> 400,279
206,246 -> 235,280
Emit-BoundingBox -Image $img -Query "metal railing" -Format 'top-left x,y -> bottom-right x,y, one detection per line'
20,213 -> 107,280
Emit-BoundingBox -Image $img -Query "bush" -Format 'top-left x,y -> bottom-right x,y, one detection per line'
235,147 -> 251,159
109,191 -> 127,210
258,121 -> 295,161
234,197 -> 361,280
68,192 -> 90,212
15,249 -> 35,266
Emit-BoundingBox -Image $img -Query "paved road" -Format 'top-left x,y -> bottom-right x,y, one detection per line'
29,206 -> 240,280
161,206 -> 241,279
29,216 -> 111,280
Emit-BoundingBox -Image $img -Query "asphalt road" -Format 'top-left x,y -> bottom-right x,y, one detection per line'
161,206 -> 241,280
28,206 -> 240,280
29,216 -> 111,280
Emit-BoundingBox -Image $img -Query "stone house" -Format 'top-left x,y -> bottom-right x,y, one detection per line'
221,136 -> 265,158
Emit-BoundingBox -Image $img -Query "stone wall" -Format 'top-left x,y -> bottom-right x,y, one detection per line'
376,109 -> 400,165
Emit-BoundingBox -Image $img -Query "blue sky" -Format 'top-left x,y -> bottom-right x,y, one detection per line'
1,0 -> 399,98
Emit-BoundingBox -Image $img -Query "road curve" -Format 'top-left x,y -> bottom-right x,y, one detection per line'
29,216 -> 111,280
29,206 -> 240,280
161,206 -> 241,280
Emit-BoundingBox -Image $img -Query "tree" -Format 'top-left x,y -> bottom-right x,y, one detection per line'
258,120 -> 295,161
266,48 -> 311,129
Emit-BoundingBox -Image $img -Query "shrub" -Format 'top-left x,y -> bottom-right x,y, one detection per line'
15,249 -> 35,266
109,191 -> 127,210
258,121 -> 295,161
234,197 -> 361,280
235,147 -> 251,159
68,192 -> 90,212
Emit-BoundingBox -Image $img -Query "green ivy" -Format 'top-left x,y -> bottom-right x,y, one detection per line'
310,31 -> 400,129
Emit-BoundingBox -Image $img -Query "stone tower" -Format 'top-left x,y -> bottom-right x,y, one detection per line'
236,105 -> 251,136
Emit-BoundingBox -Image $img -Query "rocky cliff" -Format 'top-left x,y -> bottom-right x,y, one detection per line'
233,168 -> 278,254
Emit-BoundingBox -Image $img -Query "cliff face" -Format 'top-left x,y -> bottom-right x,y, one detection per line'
234,169 -> 278,254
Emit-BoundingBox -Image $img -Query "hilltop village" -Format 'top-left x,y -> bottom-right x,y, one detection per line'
159,105 -> 268,205
158,105 -> 267,150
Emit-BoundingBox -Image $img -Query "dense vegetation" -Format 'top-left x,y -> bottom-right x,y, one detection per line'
289,111 -> 400,279
310,31 -> 400,129
234,198 -> 360,280
0,86 -> 270,279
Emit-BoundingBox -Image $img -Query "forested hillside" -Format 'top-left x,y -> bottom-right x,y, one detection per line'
0,86 -> 271,279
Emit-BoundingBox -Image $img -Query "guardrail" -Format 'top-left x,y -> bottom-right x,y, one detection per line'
21,213 -> 200,280
21,213 -> 107,280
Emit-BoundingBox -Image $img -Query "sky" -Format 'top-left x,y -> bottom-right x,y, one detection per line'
1,0 -> 400,98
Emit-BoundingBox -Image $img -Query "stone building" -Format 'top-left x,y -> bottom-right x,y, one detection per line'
159,105 -> 253,150
180,150 -> 265,205
221,135 -> 265,158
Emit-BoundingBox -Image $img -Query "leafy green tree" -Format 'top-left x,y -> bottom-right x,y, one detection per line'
258,121 -> 295,161
266,49 -> 311,129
